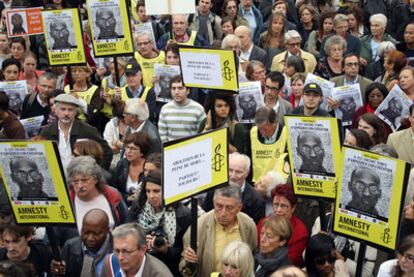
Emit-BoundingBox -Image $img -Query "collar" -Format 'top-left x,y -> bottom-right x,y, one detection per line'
240,181 -> 246,193
121,255 -> 146,277
241,44 -> 254,57
344,75 -> 359,85
240,6 -> 253,15
214,216 -> 239,232
126,86 -> 143,98
264,125 -> 279,144
58,121 -> 73,137
36,94 -> 48,108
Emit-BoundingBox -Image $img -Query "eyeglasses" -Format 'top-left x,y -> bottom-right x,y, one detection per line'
345,62 -> 359,67
352,181 -> 381,195
138,41 -> 152,46
400,253 -> 414,263
287,42 -> 301,47
314,255 -> 336,265
14,170 -> 41,180
125,145 -> 140,152
114,248 -> 139,256
273,202 -> 290,210
265,85 -> 280,91
299,145 -> 324,156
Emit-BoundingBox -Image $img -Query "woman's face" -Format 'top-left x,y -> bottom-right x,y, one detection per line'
3,64 -> 19,81
323,18 -> 334,33
314,251 -> 336,276
291,79 -> 304,97
125,143 -> 143,162
384,56 -> 394,74
222,21 -> 234,36
348,14 -> 357,29
146,181 -> 162,209
328,43 -> 344,60
252,66 -> 266,85
284,64 -> 296,77
404,199 -> 414,220
272,195 -> 294,219
399,69 -> 414,91
301,9 -> 312,24
165,50 -> 180,66
221,262 -> 242,277
225,0 -> 238,17
215,98 -> 230,119
344,132 -> 357,147
271,17 -> 284,33
259,227 -> 285,255
368,88 -> 385,108
358,119 -> 376,138
71,67 -> 89,83
11,42 -> 25,60
398,247 -> 414,274
370,21 -> 384,37
143,162 -> 157,177
23,56 -> 36,74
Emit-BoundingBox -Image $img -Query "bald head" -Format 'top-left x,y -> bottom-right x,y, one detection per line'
83,209 -> 109,229
81,209 -> 110,252
235,25 -> 252,51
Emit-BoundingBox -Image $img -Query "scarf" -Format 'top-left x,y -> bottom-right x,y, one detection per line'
80,234 -> 112,277
255,246 -> 288,277
137,201 -> 177,245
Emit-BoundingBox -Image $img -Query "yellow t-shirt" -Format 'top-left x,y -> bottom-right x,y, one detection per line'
134,51 -> 165,87
214,218 -> 241,271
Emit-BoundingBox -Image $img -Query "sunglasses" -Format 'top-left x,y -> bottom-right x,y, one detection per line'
314,255 -> 336,265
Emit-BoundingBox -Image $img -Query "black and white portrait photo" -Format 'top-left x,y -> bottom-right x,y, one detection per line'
154,63 -> 180,102
43,10 -> 77,51
331,84 -> 363,126
90,2 -> 124,41
236,81 -> 264,123
9,12 -> 27,35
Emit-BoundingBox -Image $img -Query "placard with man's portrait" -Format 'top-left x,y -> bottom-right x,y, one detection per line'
236,81 -> 264,123
331,84 -> 363,126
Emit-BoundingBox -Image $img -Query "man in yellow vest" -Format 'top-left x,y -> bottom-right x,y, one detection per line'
250,106 -> 288,182
114,60 -> 156,123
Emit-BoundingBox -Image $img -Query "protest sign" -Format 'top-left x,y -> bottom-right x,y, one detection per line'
375,85 -> 411,131
236,81 -> 264,123
86,0 -> 134,57
20,115 -> 43,138
145,0 -> 195,15
305,73 -> 335,110
331,84 -> 363,126
333,146 -> 409,250
154,63 -> 181,103
285,115 -> 342,199
163,128 -> 228,205
41,8 -> 86,66
6,7 -> 43,37
0,80 -> 27,116
0,141 -> 75,225
179,47 -> 238,91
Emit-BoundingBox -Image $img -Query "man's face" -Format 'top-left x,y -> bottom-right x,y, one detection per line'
38,78 -> 57,101
109,63 -> 124,79
172,15 -> 187,37
404,24 -> 414,44
11,14 -> 22,27
225,0 -> 238,17
11,160 -> 43,195
137,6 -> 150,22
234,28 -> 251,49
96,10 -> 116,36
297,135 -> 325,170
241,0 -> 252,10
264,78 -> 281,100
229,156 -> 248,186
3,64 -> 19,81
70,174 -> 99,200
126,71 -> 142,89
387,99 -> 403,119
239,94 -> 256,114
226,40 -> 240,55
113,234 -> 146,275
198,0 -> 212,15
349,170 -> 381,211
257,121 -> 278,138
213,195 -> 242,227
399,69 -> 414,91
302,91 -> 322,110
55,102 -> 77,125
51,22 -> 69,43
340,97 -> 356,117
81,219 -> 108,252
137,35 -> 153,57
343,56 -> 359,79
286,38 -> 301,56
171,81 -> 189,104
3,233 -> 30,261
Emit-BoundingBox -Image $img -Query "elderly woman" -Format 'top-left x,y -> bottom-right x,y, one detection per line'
212,241 -> 255,277
257,184 -> 308,267
67,156 -> 128,232
380,50 -> 407,91
128,169 -> 191,276
255,215 -> 292,277
306,11 -> 335,58
365,41 -> 397,81
315,35 -> 346,80
254,171 -> 287,215
360,14 -> 398,67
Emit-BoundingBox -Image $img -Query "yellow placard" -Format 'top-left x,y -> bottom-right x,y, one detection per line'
41,9 -> 86,66
162,128 -> 228,205
333,147 -> 408,250
179,47 -> 238,91
285,116 -> 342,199
86,0 -> 134,57
0,141 -> 75,225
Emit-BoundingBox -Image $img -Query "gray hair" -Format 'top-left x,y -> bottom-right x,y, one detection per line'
221,34 -> 241,49
137,31 -> 153,42
38,72 -> 57,83
172,14 -> 189,23
125,98 -> 149,121
66,156 -> 103,186
213,185 -> 242,203
262,171 -> 287,196
333,14 -> 348,27
370,13 -> 387,29
324,35 -> 347,55
229,152 -> 251,172
112,223 -> 147,248
377,41 -> 396,58
370,143 -> 398,158
255,106 -> 279,126
221,241 -> 255,277
284,30 -> 301,42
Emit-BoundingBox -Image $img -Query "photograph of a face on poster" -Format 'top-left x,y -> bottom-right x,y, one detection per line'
89,0 -> 124,41
154,63 -> 180,103
8,12 -> 27,35
331,84 -> 363,126
0,81 -> 27,116
43,10 -> 77,51
339,148 -> 394,222
236,81 -> 264,123
0,143 -> 58,202
287,117 -> 335,178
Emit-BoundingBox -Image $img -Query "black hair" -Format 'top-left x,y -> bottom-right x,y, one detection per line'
347,129 -> 373,150
305,233 -> 336,277
266,71 -> 285,88
2,58 -> 21,72
0,90 -> 8,111
364,82 -> 388,103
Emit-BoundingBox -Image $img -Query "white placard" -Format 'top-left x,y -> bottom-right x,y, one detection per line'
0,80 -> 28,116
236,81 -> 264,123
145,0 -> 196,15
305,73 -> 335,110
180,52 -> 223,87
154,63 -> 181,103
20,115 -> 44,138
331,84 -> 363,126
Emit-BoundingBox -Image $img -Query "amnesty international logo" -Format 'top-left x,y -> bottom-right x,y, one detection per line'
124,40 -> 129,51
58,205 -> 70,220
222,60 -> 233,81
212,144 -> 225,172
380,228 -> 392,244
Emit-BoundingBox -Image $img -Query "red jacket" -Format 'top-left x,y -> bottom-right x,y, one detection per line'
257,215 -> 308,267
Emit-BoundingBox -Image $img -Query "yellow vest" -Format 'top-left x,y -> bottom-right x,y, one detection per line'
64,85 -> 98,121
250,126 -> 288,182
100,77 -> 127,118
134,51 -> 165,87
174,31 -> 197,46
120,86 -> 151,102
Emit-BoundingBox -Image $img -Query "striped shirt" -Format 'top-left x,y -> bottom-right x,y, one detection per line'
158,100 -> 206,142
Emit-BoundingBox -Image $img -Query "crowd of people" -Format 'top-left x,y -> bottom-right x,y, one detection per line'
2,0 -> 414,276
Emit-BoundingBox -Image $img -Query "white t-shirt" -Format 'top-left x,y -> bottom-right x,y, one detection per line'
75,194 -> 115,232
377,259 -> 398,277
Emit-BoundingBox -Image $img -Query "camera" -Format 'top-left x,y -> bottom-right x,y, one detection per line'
150,228 -> 167,247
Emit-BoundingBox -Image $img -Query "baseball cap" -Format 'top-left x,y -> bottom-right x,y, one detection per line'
303,83 -> 323,96
54,93 -> 80,107
125,59 -> 142,75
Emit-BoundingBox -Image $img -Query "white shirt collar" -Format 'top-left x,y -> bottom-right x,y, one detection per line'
37,94 -> 48,108
264,125 -> 279,144
121,255 -> 146,277
240,44 -> 254,61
